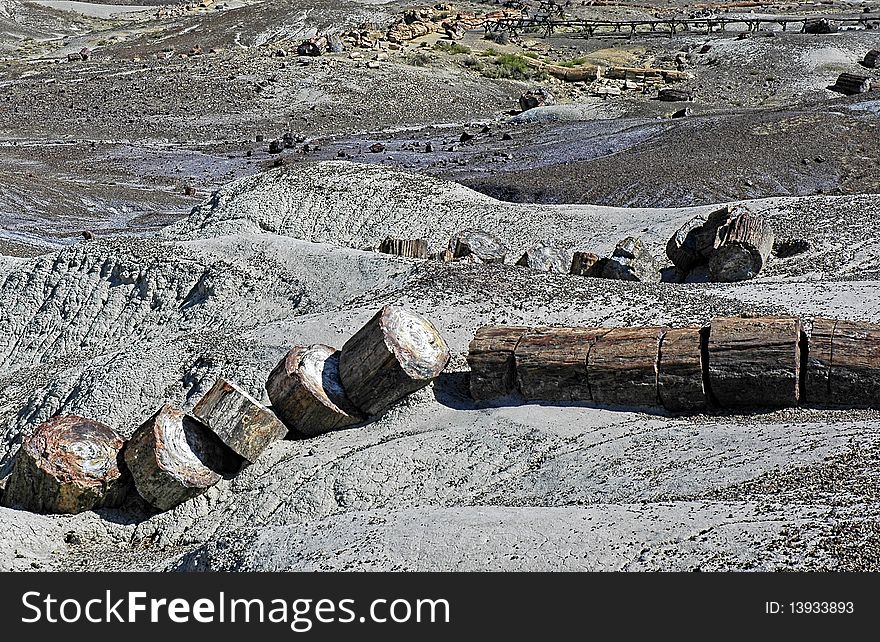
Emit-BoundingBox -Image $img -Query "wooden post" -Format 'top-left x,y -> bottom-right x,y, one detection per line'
708,210 -> 774,282
448,229 -> 508,263
515,327 -> 607,402
588,327 -> 666,407
379,237 -> 429,259
266,345 -> 365,436
707,316 -> 801,409
658,326 -> 709,412
1,416 -> 129,514
338,306 -> 450,416
804,318 -> 880,408
192,379 -> 288,464
467,326 -> 530,400
124,405 -> 243,512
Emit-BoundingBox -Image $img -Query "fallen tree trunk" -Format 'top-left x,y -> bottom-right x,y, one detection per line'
708,210 -> 774,282
588,327 -> 666,407
339,305 -> 450,416
657,326 -> 709,413
1,416 -> 128,514
448,229 -> 508,264
803,317 -> 835,405
379,237 -> 428,259
266,345 -> 365,436
192,379 -> 288,464
515,328 -> 607,402
707,316 -> 802,408
124,405 -> 242,512
467,326 -> 530,400
804,318 -> 880,408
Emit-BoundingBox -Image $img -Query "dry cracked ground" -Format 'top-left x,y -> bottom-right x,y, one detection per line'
1,0 -> 880,571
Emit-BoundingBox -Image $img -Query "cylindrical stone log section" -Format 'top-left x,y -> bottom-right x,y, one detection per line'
266,345 -> 365,436
588,327 -> 667,408
658,326 -> 709,413
338,306 -> 450,417
707,316 -> 801,409
448,229 -> 509,264
708,210 -> 774,282
467,326 -> 530,400
1,416 -> 128,514
804,318 -> 880,408
379,237 -> 428,259
123,405 -> 243,512
515,327 -> 608,402
192,379 -> 288,464
570,252 -> 606,277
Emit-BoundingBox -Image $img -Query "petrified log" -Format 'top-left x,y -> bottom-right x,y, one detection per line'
865,50 -> 880,69
467,326 -> 530,400
588,327 -> 666,407
804,17 -> 837,34
339,305 -> 450,416
1,416 -> 128,514
516,244 -> 570,272
804,318 -> 880,408
519,88 -> 555,111
658,326 -> 708,412
515,327 -> 607,402
601,237 -> 661,282
706,316 -> 801,409
832,73 -> 872,95
570,252 -> 606,277
379,237 -> 429,259
266,344 -> 365,436
192,379 -> 288,463
297,37 -> 328,56
658,87 -> 694,102
547,65 -> 600,82
123,405 -> 242,512
448,229 -> 508,263
665,205 -> 733,270
708,210 -> 774,282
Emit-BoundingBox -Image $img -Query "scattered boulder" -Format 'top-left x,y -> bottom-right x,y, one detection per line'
516,244 -> 570,273
268,140 -> 284,154
773,238 -> 811,259
298,37 -> 328,57
865,50 -> 880,69
666,205 -> 733,271
804,17 -> 837,34
671,107 -> 691,118
448,229 -> 508,264
601,237 -> 662,282
518,88 -> 555,112
369,142 -> 386,153
327,33 -> 345,53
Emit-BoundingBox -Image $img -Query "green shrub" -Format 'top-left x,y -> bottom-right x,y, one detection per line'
434,41 -> 471,55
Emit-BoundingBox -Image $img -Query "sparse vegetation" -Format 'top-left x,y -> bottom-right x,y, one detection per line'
559,57 -> 588,68
434,41 -> 471,55
405,52 -> 433,67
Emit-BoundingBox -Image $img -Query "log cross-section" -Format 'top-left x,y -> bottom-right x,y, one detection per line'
467,326 -> 531,400
514,327 -> 607,402
588,327 -> 666,408
708,210 -> 774,282
804,317 -> 880,408
379,237 -> 429,259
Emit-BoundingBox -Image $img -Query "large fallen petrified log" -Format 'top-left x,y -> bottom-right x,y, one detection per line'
192,379 -> 288,463
804,318 -> 880,408
448,229 -> 508,263
124,405 -> 242,512
706,316 -> 802,409
267,344 -> 365,436
1,416 -> 128,514
468,326 -> 530,400
339,305 -> 450,416
515,327 -> 607,402
588,327 -> 666,407
657,326 -> 709,413
379,237 -> 429,259
708,210 -> 774,282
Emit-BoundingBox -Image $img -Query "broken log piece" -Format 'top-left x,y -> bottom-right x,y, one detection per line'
707,316 -> 802,409
600,237 -> 661,282
708,210 -> 774,282
379,237 -> 428,259
515,328 -> 607,402
804,318 -> 880,408
123,405 -> 242,512
266,345 -> 365,436
570,252 -> 606,277
546,64 -> 600,82
665,205 -> 733,270
833,73 -> 872,95
658,326 -> 708,412
516,244 -> 570,273
467,326 -> 530,400
192,379 -> 288,463
1,416 -> 128,514
588,327 -> 666,407
339,305 -> 450,416
297,36 -> 328,56
448,229 -> 508,264
864,50 -> 880,69
658,87 -> 694,102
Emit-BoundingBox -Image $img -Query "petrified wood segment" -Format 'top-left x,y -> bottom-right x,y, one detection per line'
467,326 -> 530,400
448,229 -> 508,264
570,252 -> 605,277
515,244 -> 570,273
192,379 -> 288,463
600,237 -> 661,282
588,327 -> 666,407
124,405 -> 243,512
709,210 -> 774,282
666,206 -> 731,271
339,305 -> 450,416
707,316 -> 801,409
658,326 -> 708,412
805,318 -> 880,408
515,327 -> 607,402
379,237 -> 428,259
266,345 -> 365,436
1,416 -> 128,514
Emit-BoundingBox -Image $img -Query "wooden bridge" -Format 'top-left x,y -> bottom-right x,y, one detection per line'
484,14 -> 877,38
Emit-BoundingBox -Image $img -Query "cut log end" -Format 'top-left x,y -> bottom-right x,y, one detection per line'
379,237 -> 428,259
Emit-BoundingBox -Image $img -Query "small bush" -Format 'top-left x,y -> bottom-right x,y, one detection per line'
434,41 -> 471,55
406,52 -> 433,67
559,57 -> 588,68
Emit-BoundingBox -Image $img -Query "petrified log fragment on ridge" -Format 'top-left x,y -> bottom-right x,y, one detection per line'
514,327 -> 607,402
864,50 -> 880,69
379,237 -> 429,259
658,326 -> 708,413
339,305 -> 450,416
516,244 -> 570,272
600,237 -> 661,282
707,316 -> 801,409
708,210 -> 774,282
124,405 -> 243,512
192,379 -> 288,463
448,229 -> 508,264
570,252 -> 606,277
267,345 -> 365,436
804,318 -> 880,408
1,416 -> 128,514
467,326 -> 530,400
666,205 -> 733,271
588,327 -> 666,407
